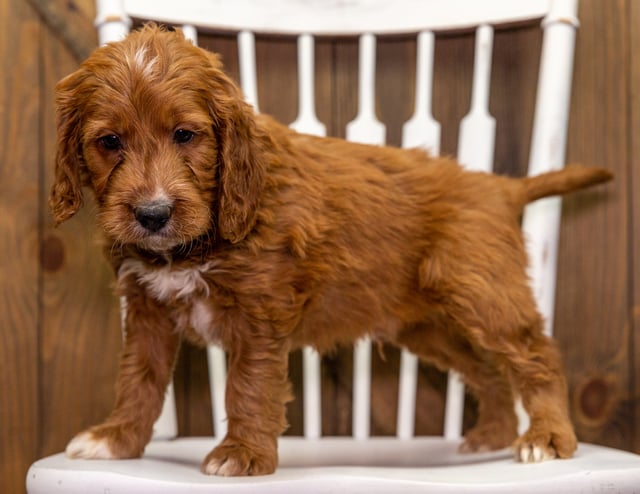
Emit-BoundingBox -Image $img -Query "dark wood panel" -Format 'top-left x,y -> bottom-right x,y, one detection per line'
0,1 -> 41,491
376,36 -> 415,148
25,0 -> 97,62
629,0 -> 640,455
332,38 -> 360,138
432,32 -> 473,158
556,0 -> 632,450
173,345 -> 213,436
255,36 -> 298,124
491,24 -> 540,177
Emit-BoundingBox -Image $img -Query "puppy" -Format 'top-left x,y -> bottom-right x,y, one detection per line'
51,24 -> 611,476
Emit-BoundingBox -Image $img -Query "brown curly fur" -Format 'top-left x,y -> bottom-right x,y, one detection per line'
51,25 -> 612,476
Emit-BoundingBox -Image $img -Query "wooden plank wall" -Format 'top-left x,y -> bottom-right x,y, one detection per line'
1,0 -> 638,492
0,0 -> 40,491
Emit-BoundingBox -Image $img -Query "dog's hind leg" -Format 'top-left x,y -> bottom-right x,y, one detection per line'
412,220 -> 577,461
449,303 -> 577,462
491,318 -> 577,461
395,321 -> 519,453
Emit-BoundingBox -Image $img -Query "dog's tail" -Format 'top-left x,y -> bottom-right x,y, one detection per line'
516,164 -> 612,207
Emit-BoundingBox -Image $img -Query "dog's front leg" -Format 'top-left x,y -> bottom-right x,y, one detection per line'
66,288 -> 180,460
202,330 -> 291,476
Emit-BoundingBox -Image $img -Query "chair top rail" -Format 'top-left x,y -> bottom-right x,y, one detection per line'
118,0 -> 552,35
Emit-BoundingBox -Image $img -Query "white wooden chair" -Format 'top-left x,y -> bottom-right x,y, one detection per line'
28,0 -> 640,492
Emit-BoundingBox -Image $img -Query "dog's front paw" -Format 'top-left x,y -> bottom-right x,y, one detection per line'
66,431 -> 117,459
202,438 -> 277,476
513,428 -> 577,463
66,425 -> 147,460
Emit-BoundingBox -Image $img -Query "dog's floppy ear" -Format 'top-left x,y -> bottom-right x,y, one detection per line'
205,53 -> 266,243
49,69 -> 89,226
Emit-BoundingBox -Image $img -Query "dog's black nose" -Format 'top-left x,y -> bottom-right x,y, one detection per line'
134,202 -> 173,232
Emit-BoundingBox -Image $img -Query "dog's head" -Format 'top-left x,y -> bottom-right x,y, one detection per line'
51,24 -> 265,250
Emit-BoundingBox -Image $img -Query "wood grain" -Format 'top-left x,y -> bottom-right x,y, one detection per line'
0,1 -> 41,491
26,0 -> 97,61
628,0 -> 640,455
556,0 -> 631,450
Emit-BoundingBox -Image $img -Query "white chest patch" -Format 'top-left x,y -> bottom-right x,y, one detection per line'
118,259 -> 219,342
190,299 -> 214,339
119,259 -> 212,303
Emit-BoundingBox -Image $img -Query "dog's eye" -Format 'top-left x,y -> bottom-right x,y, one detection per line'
174,129 -> 195,144
98,134 -> 122,151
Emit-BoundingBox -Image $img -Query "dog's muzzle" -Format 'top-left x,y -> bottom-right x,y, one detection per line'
134,201 -> 173,232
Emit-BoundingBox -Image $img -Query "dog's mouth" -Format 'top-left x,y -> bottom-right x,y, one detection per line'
100,200 -> 180,252
127,225 -> 181,253
101,195 -> 213,253
134,230 -> 180,251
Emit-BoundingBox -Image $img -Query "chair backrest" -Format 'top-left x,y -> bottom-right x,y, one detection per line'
97,0 -> 579,443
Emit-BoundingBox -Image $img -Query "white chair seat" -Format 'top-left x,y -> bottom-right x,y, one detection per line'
28,439 -> 640,493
